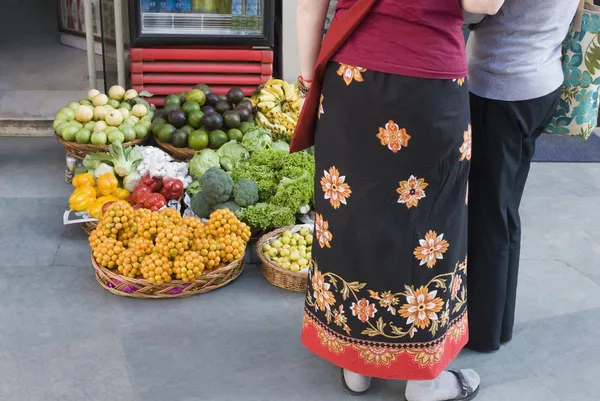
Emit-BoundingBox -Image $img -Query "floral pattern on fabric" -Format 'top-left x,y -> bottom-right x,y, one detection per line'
397,176 -> 428,208
459,124 -> 472,161
337,63 -> 367,85
321,166 -> 352,209
376,120 -> 411,153
413,230 -> 450,268
315,213 -> 333,249
544,13 -> 600,139
351,298 -> 378,323
407,343 -> 445,368
398,286 -> 444,331
354,344 -> 404,366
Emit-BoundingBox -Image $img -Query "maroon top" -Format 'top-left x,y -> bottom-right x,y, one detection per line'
332,0 -> 467,79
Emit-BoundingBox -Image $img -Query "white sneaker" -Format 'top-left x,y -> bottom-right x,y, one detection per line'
341,368 -> 371,394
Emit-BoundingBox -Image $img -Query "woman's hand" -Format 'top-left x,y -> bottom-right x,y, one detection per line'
297,0 -> 331,82
461,0 -> 505,15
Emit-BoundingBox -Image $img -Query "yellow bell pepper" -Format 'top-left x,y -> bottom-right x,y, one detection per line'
69,190 -> 96,212
72,185 -> 97,198
86,195 -> 119,219
72,173 -> 95,188
97,173 -> 118,196
111,188 -> 130,200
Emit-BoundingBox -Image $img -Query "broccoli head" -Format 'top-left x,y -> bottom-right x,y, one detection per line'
212,200 -> 242,213
233,179 -> 259,207
199,167 -> 233,205
231,162 -> 278,201
190,192 -> 212,219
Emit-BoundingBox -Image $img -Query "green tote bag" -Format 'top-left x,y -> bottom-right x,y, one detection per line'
545,0 -> 600,140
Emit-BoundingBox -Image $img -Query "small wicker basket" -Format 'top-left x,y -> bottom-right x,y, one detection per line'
81,221 -> 98,235
92,255 -> 244,298
154,137 -> 197,161
257,226 -> 310,293
56,133 -> 149,160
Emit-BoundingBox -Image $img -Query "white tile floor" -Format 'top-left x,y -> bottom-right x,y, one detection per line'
0,137 -> 599,401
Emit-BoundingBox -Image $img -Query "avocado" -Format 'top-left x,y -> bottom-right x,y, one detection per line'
206,93 -> 220,107
202,112 -> 224,131
235,105 -> 252,122
217,94 -> 228,103
171,129 -> 189,148
223,110 -> 241,129
152,110 -> 167,122
215,100 -> 232,115
202,105 -> 216,115
238,99 -> 253,109
227,88 -> 245,104
168,108 -> 187,128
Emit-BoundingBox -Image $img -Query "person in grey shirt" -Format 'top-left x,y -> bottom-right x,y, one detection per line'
466,0 -> 579,353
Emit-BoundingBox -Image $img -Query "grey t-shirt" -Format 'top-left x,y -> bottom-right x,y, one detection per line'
467,0 -> 579,101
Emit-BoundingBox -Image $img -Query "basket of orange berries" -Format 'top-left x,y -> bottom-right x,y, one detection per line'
88,201 -> 250,298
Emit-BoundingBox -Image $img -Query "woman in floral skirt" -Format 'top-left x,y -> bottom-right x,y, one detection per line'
295,0 -> 505,400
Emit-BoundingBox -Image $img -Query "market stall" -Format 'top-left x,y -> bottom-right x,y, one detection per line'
54,80 -> 314,297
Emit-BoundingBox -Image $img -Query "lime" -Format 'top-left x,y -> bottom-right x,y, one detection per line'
134,124 -> 150,139
181,125 -> 194,134
119,102 -> 132,111
209,130 -> 228,149
108,130 -> 125,144
164,103 -> 180,114
239,121 -> 255,134
164,94 -> 181,107
186,89 -> 207,107
189,129 -> 209,150
60,108 -> 75,120
156,124 -> 176,143
194,84 -> 212,95
62,125 -> 79,142
75,128 -> 92,144
121,126 -> 136,142
55,122 -> 69,137
227,128 -> 243,142
187,111 -> 204,128
182,101 -> 201,115
91,131 -> 107,145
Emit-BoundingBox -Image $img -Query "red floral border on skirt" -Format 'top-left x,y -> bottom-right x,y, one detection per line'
301,308 -> 469,380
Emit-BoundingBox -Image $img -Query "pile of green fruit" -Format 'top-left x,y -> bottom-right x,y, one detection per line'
53,86 -> 153,145
152,84 -> 257,151
262,227 -> 313,272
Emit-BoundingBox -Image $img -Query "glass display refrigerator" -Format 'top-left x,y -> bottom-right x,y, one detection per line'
129,0 -> 275,47
128,0 -> 278,105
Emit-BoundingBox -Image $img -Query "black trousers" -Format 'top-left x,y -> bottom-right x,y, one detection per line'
467,87 -> 561,352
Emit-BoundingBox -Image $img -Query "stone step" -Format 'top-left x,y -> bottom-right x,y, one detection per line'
0,119 -> 54,137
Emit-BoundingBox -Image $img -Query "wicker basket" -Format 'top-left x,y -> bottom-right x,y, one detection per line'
257,226 -> 310,293
154,137 -> 196,161
56,133 -> 149,160
92,255 -> 244,298
81,221 -> 98,234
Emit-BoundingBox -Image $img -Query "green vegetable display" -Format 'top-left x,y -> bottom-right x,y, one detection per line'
241,127 -> 272,152
213,200 -> 242,213
216,140 -> 249,171
199,167 -> 234,204
270,170 -> 313,214
189,149 -> 220,179
233,179 -> 259,207
236,203 -> 296,231
271,141 -> 290,152
187,180 -> 202,197
231,163 -> 278,201
280,151 -> 316,180
248,149 -> 288,170
190,192 -> 212,218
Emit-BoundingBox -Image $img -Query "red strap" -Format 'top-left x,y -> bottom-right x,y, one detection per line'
290,0 -> 377,153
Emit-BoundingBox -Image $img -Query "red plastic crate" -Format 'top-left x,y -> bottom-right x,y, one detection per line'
130,48 -> 273,106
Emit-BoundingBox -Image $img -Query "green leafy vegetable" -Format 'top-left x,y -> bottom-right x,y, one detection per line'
270,170 -> 314,214
108,141 -> 142,177
280,151 -> 315,179
236,203 -> 296,231
231,162 -> 278,201
216,140 -> 250,171
233,179 -> 259,207
271,141 -> 290,152
189,149 -> 220,179
241,127 -> 272,152
187,180 -> 202,196
249,149 -> 288,170
199,167 -> 233,205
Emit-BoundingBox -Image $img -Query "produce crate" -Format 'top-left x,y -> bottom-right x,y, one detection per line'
257,225 -> 310,293
56,133 -> 149,160
92,255 -> 244,298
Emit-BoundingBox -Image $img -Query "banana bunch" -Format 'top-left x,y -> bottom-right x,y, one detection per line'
251,78 -> 302,142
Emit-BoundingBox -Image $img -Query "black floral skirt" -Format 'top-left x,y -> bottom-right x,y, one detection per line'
301,62 -> 471,380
